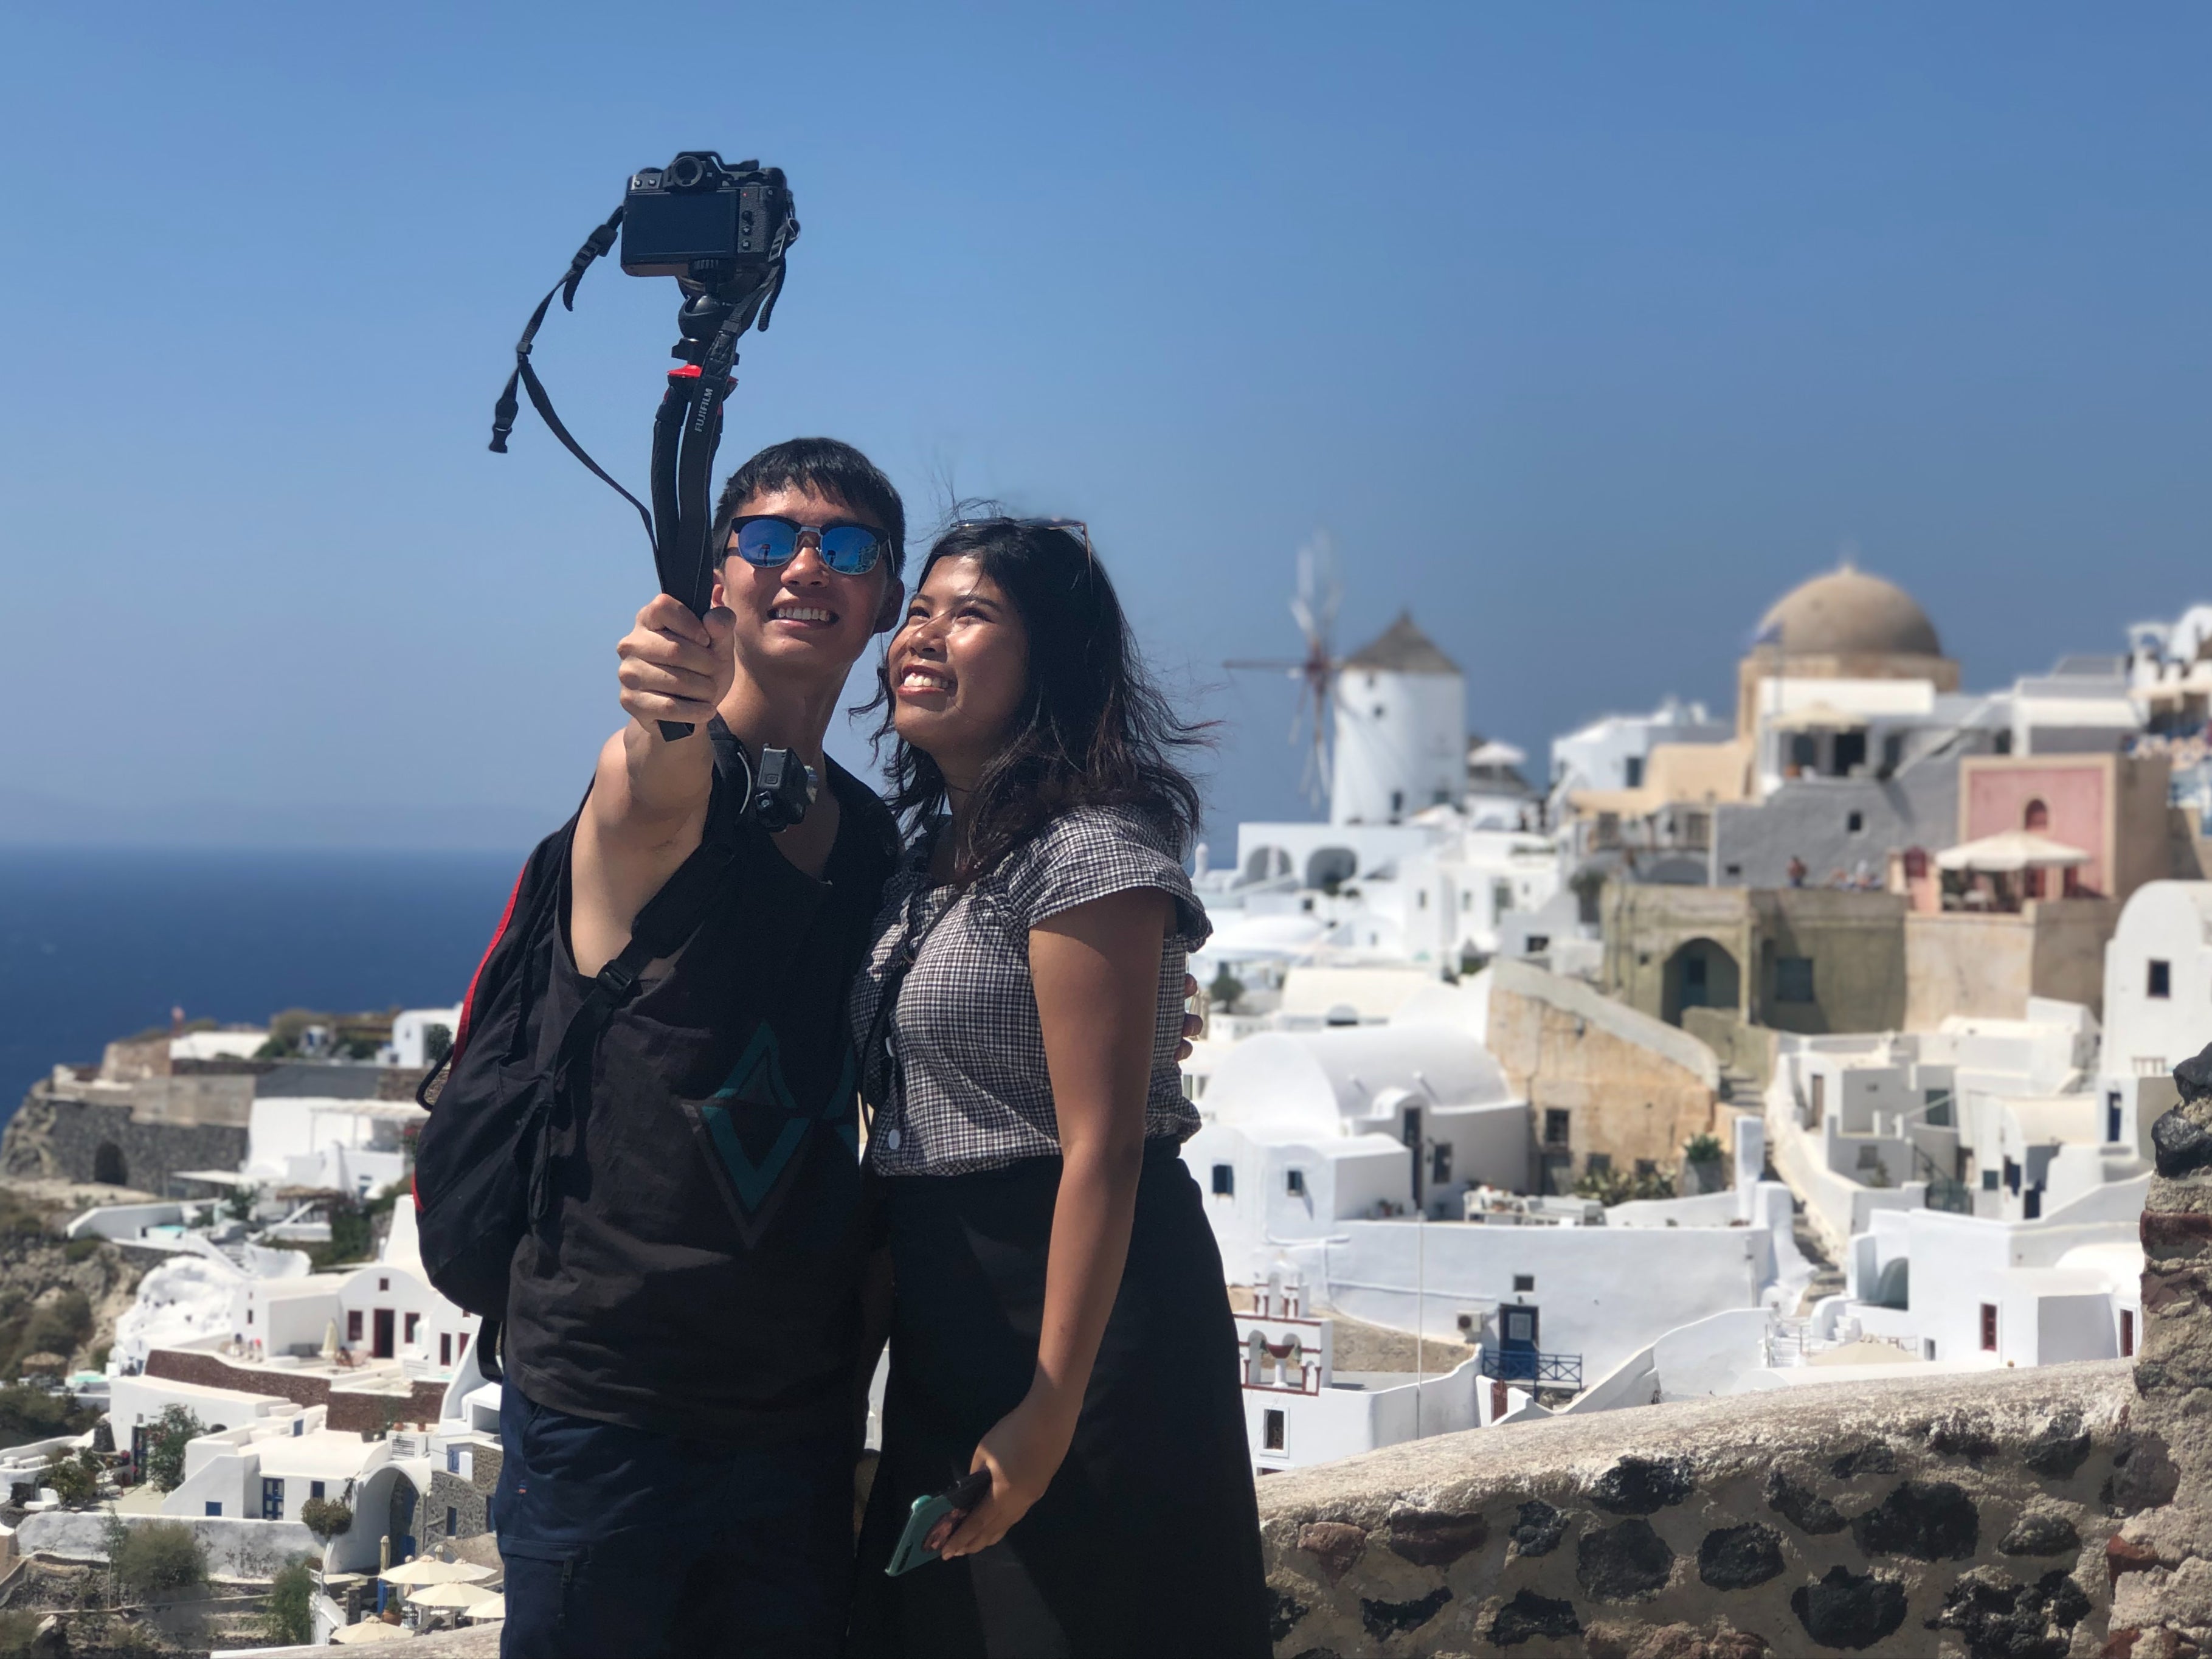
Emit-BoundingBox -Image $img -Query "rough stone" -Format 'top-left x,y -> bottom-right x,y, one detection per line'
1999,1512 -> 2082,1557
1848,1478 -> 1981,1560
1591,1455 -> 1695,1515
1586,1626 -> 1772,1659
1268,1588 -> 1308,1644
1698,1523 -> 1785,1590
1357,1587 -> 1450,1640
2109,1534 -> 2163,1584
1490,1588 -> 1581,1646
2140,1209 -> 2212,1259
1509,1498 -> 1567,1557
1383,1508 -> 1486,1568
1928,1410 -> 2002,1464
1578,1518 -> 1676,1601
1827,1443 -> 1896,1480
2021,1410 -> 2093,1478
1296,1520 -> 1367,1583
2152,1109 -> 2212,1179
1926,1565 -> 2088,1659
2107,1429 -> 2182,1513
1790,1565 -> 1909,1650
1765,1468 -> 1845,1535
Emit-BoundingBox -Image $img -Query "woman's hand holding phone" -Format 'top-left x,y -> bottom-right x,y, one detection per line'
931,1391 -> 1075,1559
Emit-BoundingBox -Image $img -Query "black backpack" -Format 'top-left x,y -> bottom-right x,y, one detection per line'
412,732 -> 766,1377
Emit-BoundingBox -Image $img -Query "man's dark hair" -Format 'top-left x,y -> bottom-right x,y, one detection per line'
714,437 -> 907,579
870,516 -> 1207,881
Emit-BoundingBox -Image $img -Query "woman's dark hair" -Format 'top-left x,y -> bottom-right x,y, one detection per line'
716,437 -> 907,579
872,518 -> 1207,880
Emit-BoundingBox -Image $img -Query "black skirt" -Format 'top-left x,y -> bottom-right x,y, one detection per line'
850,1141 -> 1270,1659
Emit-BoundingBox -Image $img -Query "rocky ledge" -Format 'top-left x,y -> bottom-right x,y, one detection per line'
1257,1360 -> 2140,1658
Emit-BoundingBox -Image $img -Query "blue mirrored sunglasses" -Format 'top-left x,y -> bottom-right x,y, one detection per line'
728,514 -> 894,576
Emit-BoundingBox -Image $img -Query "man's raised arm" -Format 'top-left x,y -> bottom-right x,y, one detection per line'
569,594 -> 736,976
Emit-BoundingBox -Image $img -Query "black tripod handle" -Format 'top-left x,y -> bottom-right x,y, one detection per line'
658,719 -> 695,741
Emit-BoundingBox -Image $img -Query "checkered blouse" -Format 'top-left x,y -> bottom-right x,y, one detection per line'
852,805 -> 1211,1177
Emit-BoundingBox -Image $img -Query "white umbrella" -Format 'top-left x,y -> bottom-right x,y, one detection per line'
408,1581 -> 497,1610
1935,831 -> 2090,874
331,1626 -> 404,1646
379,1559 -> 494,1587
466,1593 -> 506,1622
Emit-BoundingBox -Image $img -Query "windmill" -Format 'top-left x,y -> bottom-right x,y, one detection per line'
1226,530 -> 1341,808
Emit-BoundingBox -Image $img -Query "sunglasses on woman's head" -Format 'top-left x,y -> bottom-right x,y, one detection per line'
727,514 -> 895,576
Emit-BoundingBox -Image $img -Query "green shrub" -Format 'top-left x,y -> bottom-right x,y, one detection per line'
44,1449 -> 97,1506
62,1236 -> 103,1263
0,1609 -> 46,1655
265,1559 -> 315,1644
113,1520 -> 208,1600
88,1342 -> 110,1372
1206,966 -> 1245,1011
300,1497 -> 353,1541
0,1382 -> 95,1440
1684,1133 -> 1726,1165
143,1405 -> 204,1493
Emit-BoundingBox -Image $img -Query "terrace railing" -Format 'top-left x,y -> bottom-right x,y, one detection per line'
1479,1349 -> 1583,1388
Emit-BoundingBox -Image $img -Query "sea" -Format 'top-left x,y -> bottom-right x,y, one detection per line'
0,848 -> 528,1125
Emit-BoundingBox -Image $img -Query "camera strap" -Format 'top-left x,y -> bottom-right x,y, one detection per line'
488,204 -> 658,552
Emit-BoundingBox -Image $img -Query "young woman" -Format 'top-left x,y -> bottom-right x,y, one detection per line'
848,519 -> 1269,1657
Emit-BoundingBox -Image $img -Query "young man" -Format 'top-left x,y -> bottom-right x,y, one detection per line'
494,438 -> 907,1658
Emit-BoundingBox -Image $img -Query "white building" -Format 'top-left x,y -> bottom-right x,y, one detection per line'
237,1097 -> 425,1197
1330,614 -> 1466,827
2098,880 -> 2212,1106
1236,1272 -> 1480,1474
382,1007 -> 463,1070
1549,698 -> 1731,817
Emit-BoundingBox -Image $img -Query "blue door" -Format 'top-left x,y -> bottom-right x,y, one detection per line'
261,1477 -> 285,1520
1500,1303 -> 1540,1380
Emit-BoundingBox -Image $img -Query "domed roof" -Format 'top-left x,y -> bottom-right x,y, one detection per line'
1753,564 -> 1941,658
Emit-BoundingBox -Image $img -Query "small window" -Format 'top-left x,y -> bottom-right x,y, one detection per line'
1980,1303 -> 1998,1352
1543,1109 -> 1571,1148
1285,1169 -> 1306,1197
379,1278 -> 390,1293
404,1312 -> 421,1346
1724,864 -> 1743,878
1847,811 -> 1864,834
447,1447 -> 461,1474
1982,1169 -> 1999,1191
2121,1310 -> 2135,1358
1623,756 -> 1645,789
247,1308 -> 254,1325
446,1506 -> 458,1536
1211,1164 -> 1234,1197
1775,957 -> 1816,1003
1512,1274 -> 1535,1293
1635,1159 -> 1658,1177
1460,892 -> 1472,912
1585,1152 -> 1612,1176
1525,934 -> 1550,954
206,1502 -> 223,1517
1430,1143 -> 1453,1185
2024,798 -> 2050,831
1417,890 -> 1428,909
2149,960 -> 2172,999
346,1311 -> 363,1344
311,1481 -> 325,1500
1263,1409 -> 1286,1452
440,1333 -> 452,1367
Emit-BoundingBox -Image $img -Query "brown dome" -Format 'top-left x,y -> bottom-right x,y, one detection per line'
1754,565 -> 1941,658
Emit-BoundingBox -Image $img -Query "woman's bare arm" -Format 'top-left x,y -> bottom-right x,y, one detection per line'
938,885 -> 1169,1556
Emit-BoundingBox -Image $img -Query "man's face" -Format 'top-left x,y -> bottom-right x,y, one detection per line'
710,484 -> 899,684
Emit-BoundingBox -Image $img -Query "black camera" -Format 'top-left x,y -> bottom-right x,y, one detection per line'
620,153 -> 795,284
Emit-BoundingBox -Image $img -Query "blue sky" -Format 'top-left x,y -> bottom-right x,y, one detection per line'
2,4 -> 2208,851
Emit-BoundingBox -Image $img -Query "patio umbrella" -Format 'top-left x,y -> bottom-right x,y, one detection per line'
1934,831 -> 2090,874
331,1620 -> 412,1644
409,1581 -> 497,1610
379,1558 -> 494,1587
465,1593 -> 506,1622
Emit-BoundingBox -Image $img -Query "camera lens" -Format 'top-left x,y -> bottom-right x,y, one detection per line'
667,155 -> 709,190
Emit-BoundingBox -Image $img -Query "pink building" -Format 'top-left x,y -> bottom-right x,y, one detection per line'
1958,753 -> 2172,902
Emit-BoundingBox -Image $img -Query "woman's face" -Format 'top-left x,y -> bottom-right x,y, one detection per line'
889,554 -> 1030,784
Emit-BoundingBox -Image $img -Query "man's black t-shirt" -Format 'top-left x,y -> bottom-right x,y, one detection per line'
505,752 -> 899,1446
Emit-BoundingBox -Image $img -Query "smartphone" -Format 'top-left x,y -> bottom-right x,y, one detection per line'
885,1469 -> 993,1576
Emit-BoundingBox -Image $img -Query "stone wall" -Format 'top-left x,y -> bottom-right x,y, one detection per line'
1,1087 -> 248,1192
1488,961 -> 1721,1190
1256,1361 -> 2137,1657
423,1468 -> 489,1549
145,1348 -> 448,1430
2118,1045 -> 2212,1657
